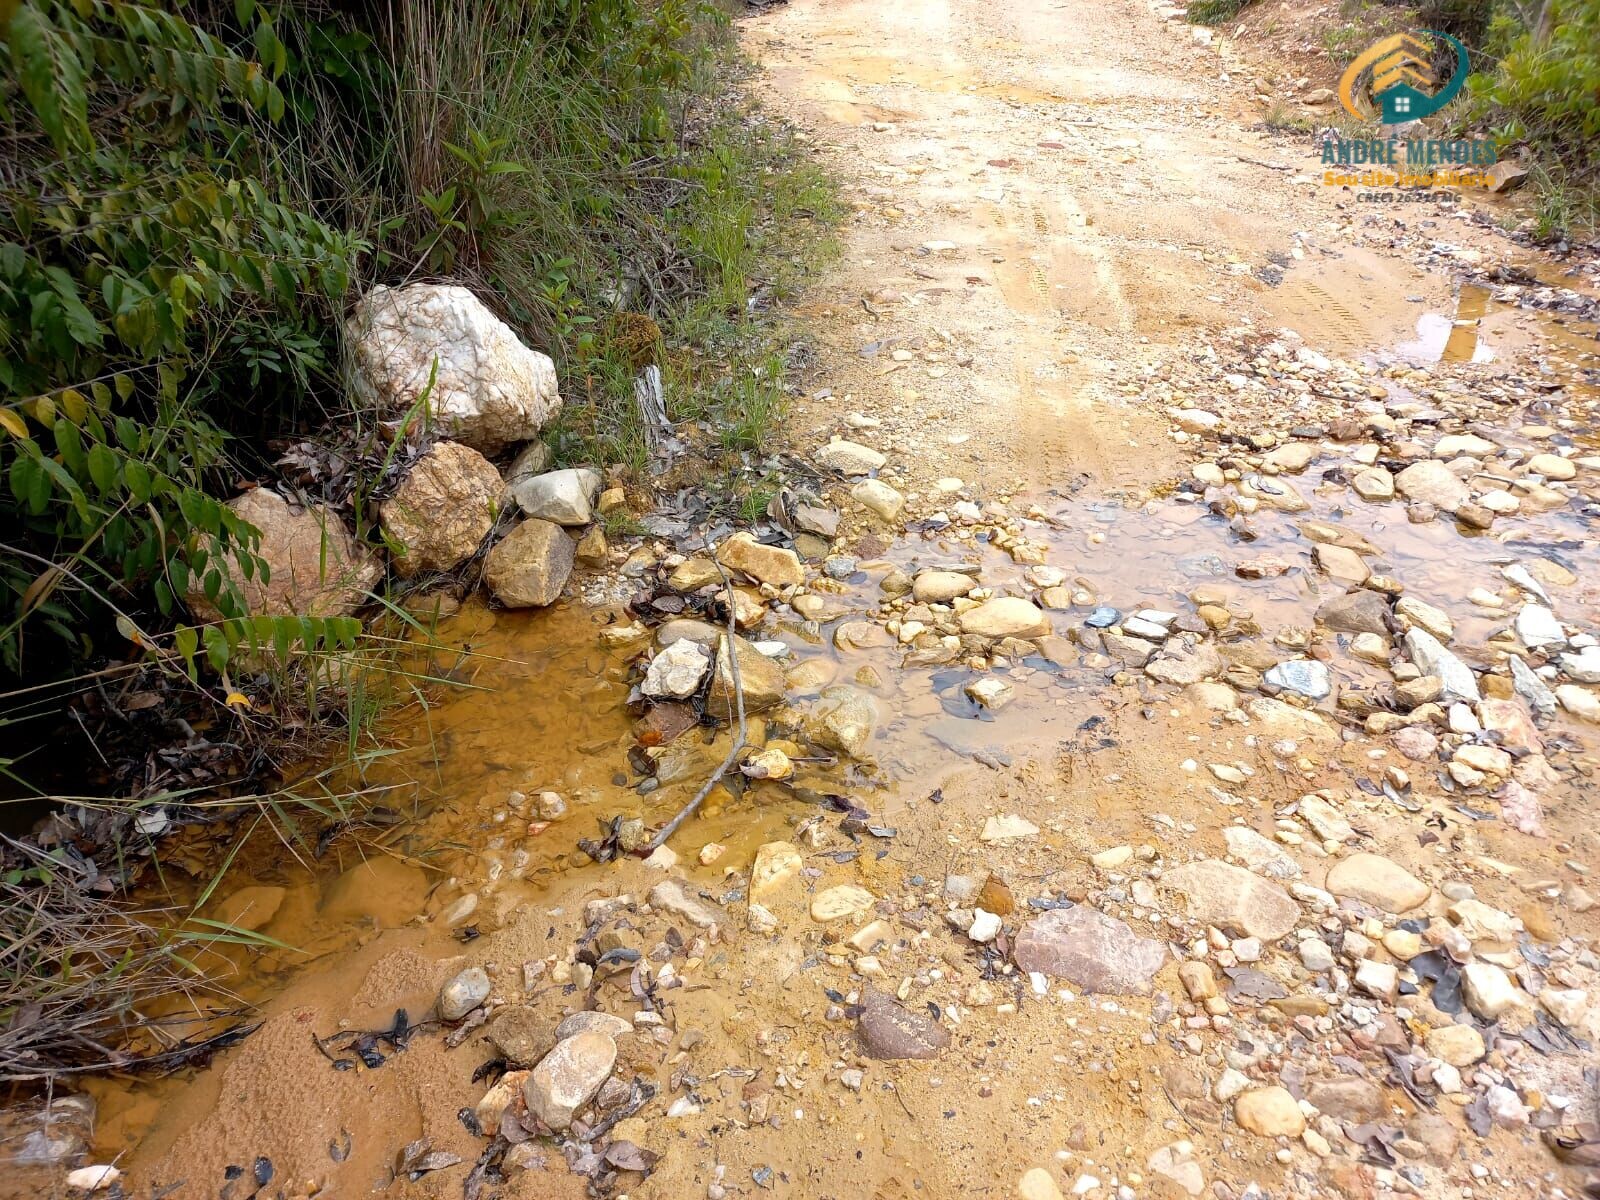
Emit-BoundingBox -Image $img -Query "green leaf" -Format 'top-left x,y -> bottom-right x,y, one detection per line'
174,625 -> 198,677
123,459 -> 152,503
203,625 -> 230,673
85,442 -> 118,493
7,4 -> 90,152
53,419 -> 84,474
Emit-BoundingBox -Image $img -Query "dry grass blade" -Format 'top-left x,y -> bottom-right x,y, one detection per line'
0,839 -> 252,1083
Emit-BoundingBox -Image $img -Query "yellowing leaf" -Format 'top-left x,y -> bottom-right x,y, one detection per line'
224,691 -> 252,710
20,565 -> 64,615
0,409 -> 26,438
59,388 -> 88,422
29,395 -> 56,424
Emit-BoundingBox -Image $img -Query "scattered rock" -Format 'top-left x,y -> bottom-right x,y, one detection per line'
488,1006 -> 550,1064
552,1011 -> 633,1041
981,814 -> 1039,841
1011,906 -> 1168,994
1424,1023 -> 1486,1066
1394,460 -> 1469,512
642,639 -> 711,699
851,478 -> 905,521
648,879 -> 725,935
523,1031 -> 616,1129
439,966 -> 491,1021
1462,961 -> 1523,1019
707,635 -> 788,716
484,519 -> 574,608
913,570 -> 977,603
811,884 -> 875,922
815,439 -> 886,476
1305,1077 -> 1384,1121
1234,1087 -> 1305,1138
1325,853 -> 1430,912
857,988 -> 949,1059
750,841 -> 803,897
186,490 -> 380,623
1315,589 -> 1390,635
380,442 -> 503,577
1017,1168 -> 1065,1200
1403,628 -> 1479,704
511,468 -> 602,525
804,685 -> 878,758
1161,860 -> 1300,940
716,532 -> 804,588
1145,641 -> 1223,685
1264,659 -> 1331,700
959,597 -> 1049,639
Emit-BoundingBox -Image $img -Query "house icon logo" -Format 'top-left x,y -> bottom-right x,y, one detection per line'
1338,31 -> 1469,124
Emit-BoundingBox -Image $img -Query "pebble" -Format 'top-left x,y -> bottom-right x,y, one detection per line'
1234,1087 -> 1306,1138
439,966 -> 491,1021
522,1031 -> 617,1129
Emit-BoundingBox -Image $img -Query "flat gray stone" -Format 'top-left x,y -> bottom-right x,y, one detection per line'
1404,628 -> 1479,704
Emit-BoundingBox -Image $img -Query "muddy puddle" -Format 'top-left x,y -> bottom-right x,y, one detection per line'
21,253 -> 1595,1196
77,320 -> 1599,1166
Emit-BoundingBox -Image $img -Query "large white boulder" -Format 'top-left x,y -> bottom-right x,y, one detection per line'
346,284 -> 562,454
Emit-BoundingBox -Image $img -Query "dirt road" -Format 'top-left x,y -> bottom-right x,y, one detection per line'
744,0 -> 1452,495
68,3 -> 1600,1199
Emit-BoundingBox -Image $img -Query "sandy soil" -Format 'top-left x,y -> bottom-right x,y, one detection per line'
33,4 -> 1600,1200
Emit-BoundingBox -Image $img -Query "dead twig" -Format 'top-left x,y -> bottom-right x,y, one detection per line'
645,561 -> 747,851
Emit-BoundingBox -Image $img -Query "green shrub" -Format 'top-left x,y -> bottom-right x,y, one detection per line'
1,0 -> 361,681
0,0 -> 807,685
1188,0 -> 1253,25
1462,0 -> 1600,236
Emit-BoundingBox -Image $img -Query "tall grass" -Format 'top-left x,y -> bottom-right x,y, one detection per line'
0,0 -> 843,1086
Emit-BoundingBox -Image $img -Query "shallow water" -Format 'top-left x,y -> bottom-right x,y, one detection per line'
41,280 -> 1600,1184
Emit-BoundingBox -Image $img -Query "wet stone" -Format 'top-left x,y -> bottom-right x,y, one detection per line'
1011,906 -> 1168,994
1144,640 -> 1223,685
439,966 -> 491,1021
1263,658 -> 1331,700
959,597 -> 1049,639
857,988 -> 949,1060
1403,628 -> 1479,705
1316,589 -> 1390,635
912,569 -> 976,603
715,532 -> 804,588
804,685 -> 878,758
523,1030 -> 617,1130
648,879 -> 725,935
642,639 -> 711,700
1394,460 -> 1469,511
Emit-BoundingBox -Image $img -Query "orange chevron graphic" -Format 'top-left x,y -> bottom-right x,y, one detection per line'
1371,60 -> 1435,93
1338,31 -> 1451,119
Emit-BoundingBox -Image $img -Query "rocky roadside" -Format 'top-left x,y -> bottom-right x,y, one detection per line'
172,297 -> 1597,1198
